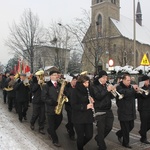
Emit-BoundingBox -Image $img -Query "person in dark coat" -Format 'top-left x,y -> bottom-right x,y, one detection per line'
137,75 -> 150,144
4,73 -> 16,112
41,70 -> 62,147
30,73 -> 45,135
92,70 -> 114,150
14,73 -> 30,122
116,73 -> 138,149
71,75 -> 94,150
64,75 -> 77,140
1,72 -> 10,103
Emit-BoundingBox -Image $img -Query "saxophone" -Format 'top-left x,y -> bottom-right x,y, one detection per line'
55,80 -> 68,115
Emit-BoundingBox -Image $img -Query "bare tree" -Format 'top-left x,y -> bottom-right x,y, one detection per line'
5,9 -> 45,73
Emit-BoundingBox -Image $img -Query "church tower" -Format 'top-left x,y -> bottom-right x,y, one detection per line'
136,1 -> 142,26
91,0 -> 120,37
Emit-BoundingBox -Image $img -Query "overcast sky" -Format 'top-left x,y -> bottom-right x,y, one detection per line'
0,0 -> 149,65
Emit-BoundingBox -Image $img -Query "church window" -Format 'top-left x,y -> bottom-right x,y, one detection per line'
113,44 -> 116,52
111,0 -> 116,4
96,14 -> 102,37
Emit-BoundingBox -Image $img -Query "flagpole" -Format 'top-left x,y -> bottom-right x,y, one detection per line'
133,0 -> 136,68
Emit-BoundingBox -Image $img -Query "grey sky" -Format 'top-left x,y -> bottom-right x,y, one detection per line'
0,0 -> 149,65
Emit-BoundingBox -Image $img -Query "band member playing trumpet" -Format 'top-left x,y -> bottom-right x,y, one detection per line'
30,70 -> 45,134
70,75 -> 94,150
4,73 -> 16,112
14,73 -> 30,122
116,73 -> 139,149
92,70 -> 114,150
137,75 -> 150,144
41,70 -> 62,147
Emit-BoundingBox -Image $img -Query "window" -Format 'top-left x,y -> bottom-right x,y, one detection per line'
96,0 -> 103,3
111,0 -> 116,4
113,44 -> 116,52
96,14 -> 102,37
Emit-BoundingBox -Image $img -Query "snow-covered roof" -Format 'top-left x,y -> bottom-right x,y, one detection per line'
111,15 -> 150,46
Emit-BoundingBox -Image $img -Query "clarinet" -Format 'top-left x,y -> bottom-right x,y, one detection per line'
86,88 -> 106,118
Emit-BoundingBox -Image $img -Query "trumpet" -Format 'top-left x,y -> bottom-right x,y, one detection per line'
138,87 -> 149,95
106,82 -> 124,100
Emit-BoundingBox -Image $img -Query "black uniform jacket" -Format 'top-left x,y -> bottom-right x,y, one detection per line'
116,81 -> 137,121
64,83 -> 74,111
137,85 -> 150,112
70,82 -> 93,124
92,79 -> 113,112
14,79 -> 30,102
41,80 -> 61,114
31,81 -> 44,104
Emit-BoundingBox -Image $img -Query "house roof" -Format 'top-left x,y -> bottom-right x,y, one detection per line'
110,15 -> 150,46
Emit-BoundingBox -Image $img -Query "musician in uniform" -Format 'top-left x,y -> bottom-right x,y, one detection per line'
1,72 -> 9,103
4,73 -> 16,112
116,73 -> 138,149
41,70 -> 62,147
92,70 -> 114,150
64,75 -> 77,140
14,73 -> 30,122
30,71 -> 45,134
70,75 -> 94,150
137,75 -> 150,144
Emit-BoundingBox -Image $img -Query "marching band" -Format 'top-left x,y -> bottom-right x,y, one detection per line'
0,69 -> 150,150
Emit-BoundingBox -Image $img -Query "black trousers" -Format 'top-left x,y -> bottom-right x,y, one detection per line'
74,123 -> 93,150
7,96 -> 15,111
139,111 -> 150,140
47,113 -> 62,143
30,104 -> 45,130
17,101 -> 28,120
95,110 -> 114,150
3,90 -> 7,103
65,106 -> 75,137
116,120 -> 134,146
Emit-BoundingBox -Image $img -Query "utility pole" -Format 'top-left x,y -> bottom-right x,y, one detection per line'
133,0 -> 136,68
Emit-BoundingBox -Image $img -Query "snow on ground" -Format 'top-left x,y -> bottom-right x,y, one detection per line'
0,98 -> 53,150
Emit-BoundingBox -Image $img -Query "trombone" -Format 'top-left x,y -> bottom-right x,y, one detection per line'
106,82 -> 124,100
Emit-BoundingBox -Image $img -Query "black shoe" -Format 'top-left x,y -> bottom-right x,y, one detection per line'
53,142 -> 61,147
19,119 -> 22,123
140,139 -> 150,144
39,129 -> 45,135
123,144 -> 132,149
24,116 -> 27,120
30,125 -> 34,130
116,133 -> 122,144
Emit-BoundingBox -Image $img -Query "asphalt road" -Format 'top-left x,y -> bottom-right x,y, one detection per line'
0,90 -> 150,150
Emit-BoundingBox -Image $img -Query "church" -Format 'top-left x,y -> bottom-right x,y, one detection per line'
81,0 -> 150,74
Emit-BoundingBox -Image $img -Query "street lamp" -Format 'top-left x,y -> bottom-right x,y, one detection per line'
133,0 -> 136,68
58,23 -> 69,74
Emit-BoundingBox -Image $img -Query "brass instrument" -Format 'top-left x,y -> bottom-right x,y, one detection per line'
4,79 -> 15,91
87,88 -> 106,119
138,87 -> 149,95
35,70 -> 45,89
106,82 -> 124,100
23,78 -> 30,86
55,80 -> 68,115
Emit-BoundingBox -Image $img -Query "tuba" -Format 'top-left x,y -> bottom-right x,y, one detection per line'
55,79 -> 68,115
4,79 -> 15,91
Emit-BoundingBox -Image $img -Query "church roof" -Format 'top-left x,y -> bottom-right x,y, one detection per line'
110,15 -> 150,46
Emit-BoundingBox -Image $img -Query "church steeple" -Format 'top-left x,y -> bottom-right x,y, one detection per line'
136,1 -> 142,26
